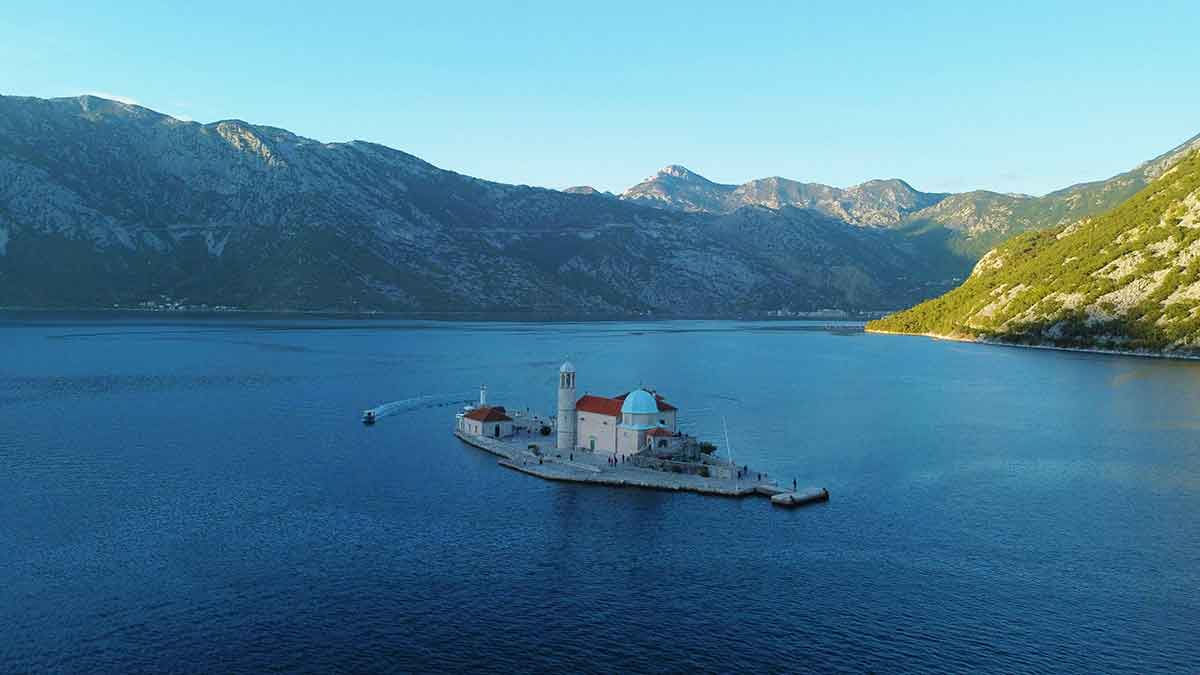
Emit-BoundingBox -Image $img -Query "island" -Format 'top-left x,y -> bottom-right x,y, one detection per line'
452,362 -> 828,507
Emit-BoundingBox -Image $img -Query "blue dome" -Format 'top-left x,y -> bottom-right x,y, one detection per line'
621,389 -> 658,415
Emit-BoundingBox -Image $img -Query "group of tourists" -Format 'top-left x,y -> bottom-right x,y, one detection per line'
734,464 -> 764,481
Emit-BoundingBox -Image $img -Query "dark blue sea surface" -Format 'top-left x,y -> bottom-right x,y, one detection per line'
2,317 -> 1198,672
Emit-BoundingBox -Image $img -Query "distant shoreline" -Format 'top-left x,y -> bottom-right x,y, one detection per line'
0,306 -> 879,323
865,327 -> 1200,362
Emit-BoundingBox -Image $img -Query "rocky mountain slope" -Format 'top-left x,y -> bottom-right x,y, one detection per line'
561,185 -> 612,196
867,149 -> 1200,356
0,95 -> 957,314
905,133 -> 1200,255
620,133 -> 1200,259
621,165 -> 944,226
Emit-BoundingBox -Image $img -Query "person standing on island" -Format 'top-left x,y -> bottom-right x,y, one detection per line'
792,478 -> 797,491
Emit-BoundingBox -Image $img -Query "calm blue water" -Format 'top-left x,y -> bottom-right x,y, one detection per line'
2,317 -> 1198,673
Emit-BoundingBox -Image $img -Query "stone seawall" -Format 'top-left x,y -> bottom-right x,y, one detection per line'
454,431 -> 826,504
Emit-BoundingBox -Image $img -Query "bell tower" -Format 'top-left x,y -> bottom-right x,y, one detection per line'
557,361 -> 577,451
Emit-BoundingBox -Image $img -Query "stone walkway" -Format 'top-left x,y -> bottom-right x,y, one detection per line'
455,430 -> 785,499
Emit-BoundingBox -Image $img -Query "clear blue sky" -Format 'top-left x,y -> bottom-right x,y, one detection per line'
2,1 -> 1198,195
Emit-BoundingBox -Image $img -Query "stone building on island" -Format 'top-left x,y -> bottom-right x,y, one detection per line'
456,362 -> 737,482
452,363 -> 822,503
460,405 -> 513,438
557,361 -> 688,460
457,384 -> 515,438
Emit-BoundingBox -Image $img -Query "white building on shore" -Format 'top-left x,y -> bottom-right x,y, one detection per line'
460,405 -> 514,438
457,384 -> 515,438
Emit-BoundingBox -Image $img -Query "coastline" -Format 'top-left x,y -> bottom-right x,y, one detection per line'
864,327 -> 1200,362
454,430 -> 762,497
453,431 -> 830,505
0,306 -> 878,323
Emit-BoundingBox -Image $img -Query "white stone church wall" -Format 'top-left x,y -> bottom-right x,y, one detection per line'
577,412 -> 617,453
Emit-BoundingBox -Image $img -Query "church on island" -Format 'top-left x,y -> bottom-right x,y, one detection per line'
451,361 -> 829,506
556,362 -> 684,458
455,362 -> 693,460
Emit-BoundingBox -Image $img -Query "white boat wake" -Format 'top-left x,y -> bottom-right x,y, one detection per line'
364,391 -> 479,420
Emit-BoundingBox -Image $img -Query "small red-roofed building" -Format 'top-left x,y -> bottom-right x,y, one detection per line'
459,405 -> 513,438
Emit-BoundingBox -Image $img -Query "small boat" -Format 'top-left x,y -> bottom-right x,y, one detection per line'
362,410 -> 377,425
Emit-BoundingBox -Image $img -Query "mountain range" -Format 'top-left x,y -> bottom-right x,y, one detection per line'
0,95 -> 956,314
0,94 -> 1196,315
621,165 -> 946,225
617,134 -> 1200,258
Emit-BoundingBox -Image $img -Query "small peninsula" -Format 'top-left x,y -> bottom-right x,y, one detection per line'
867,150 -> 1200,358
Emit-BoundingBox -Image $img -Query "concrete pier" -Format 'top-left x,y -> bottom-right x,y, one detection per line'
770,488 -> 830,507
455,430 -> 827,505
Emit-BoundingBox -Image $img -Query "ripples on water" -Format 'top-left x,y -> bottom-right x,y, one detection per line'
1,316 -> 1198,672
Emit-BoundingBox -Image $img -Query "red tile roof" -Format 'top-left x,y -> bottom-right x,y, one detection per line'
464,406 -> 512,422
579,392 -> 678,416
576,394 -> 623,417
646,427 -> 675,437
615,391 -> 677,412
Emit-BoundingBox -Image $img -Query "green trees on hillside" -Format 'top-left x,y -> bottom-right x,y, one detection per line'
867,150 -> 1200,354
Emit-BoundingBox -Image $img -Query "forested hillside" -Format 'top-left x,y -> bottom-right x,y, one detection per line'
868,151 -> 1200,355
